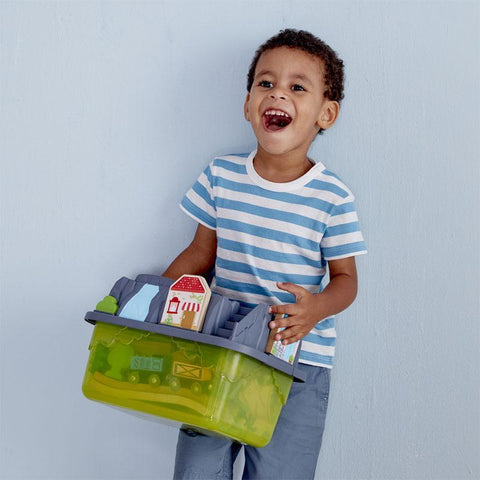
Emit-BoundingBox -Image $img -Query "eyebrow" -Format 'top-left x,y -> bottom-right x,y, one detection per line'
255,69 -> 273,77
291,74 -> 313,86
255,69 -> 314,86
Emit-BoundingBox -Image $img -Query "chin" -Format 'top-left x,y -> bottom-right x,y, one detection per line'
257,142 -> 289,156
257,135 -> 303,156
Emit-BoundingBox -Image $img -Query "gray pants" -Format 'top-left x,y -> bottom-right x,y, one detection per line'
173,364 -> 330,480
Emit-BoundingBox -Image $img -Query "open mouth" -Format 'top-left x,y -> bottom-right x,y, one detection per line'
263,109 -> 292,131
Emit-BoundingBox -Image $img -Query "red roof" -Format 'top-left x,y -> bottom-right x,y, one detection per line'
171,275 -> 206,293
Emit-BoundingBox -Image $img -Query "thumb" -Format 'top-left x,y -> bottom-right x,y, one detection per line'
276,282 -> 307,300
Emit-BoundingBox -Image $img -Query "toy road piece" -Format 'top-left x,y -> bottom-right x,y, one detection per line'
160,275 -> 211,331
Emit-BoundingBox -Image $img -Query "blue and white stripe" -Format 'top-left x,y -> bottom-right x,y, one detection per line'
180,151 -> 366,368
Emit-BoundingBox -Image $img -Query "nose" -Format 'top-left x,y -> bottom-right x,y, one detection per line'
269,86 -> 287,100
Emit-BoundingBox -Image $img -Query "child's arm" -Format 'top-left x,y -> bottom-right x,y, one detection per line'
162,224 -> 217,280
268,257 -> 358,345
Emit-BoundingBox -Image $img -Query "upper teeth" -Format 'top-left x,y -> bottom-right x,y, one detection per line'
265,110 -> 290,118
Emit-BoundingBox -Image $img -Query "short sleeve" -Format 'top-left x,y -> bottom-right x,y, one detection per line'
179,163 -> 217,230
320,197 -> 367,260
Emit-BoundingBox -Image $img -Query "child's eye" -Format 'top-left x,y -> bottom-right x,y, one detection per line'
292,84 -> 306,92
258,80 -> 273,88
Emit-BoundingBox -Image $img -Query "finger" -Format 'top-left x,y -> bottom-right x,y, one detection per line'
276,282 -> 308,300
269,304 -> 292,318
276,327 -> 302,345
269,313 -> 290,330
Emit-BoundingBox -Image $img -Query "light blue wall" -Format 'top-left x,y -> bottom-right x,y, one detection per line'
1,1 -> 478,479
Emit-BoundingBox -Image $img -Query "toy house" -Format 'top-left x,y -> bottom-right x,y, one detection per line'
160,275 -> 211,331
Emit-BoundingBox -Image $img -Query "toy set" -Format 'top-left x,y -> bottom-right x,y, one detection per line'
82,274 -> 304,447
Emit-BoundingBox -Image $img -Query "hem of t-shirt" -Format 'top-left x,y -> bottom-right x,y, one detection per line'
324,250 -> 368,261
298,358 -> 333,369
179,203 -> 216,231
245,150 -> 327,192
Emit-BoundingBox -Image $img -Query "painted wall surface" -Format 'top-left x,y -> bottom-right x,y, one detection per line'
1,1 -> 478,479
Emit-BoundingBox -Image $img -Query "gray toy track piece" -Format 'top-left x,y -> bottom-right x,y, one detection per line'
85,274 -> 305,381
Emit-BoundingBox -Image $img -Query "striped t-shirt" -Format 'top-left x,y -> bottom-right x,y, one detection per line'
180,151 -> 367,368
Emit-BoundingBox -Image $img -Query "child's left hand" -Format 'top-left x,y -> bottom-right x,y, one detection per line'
268,282 -> 323,345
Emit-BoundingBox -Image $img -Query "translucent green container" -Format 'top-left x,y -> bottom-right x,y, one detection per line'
82,322 -> 293,447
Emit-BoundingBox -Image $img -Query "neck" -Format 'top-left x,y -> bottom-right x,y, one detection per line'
253,146 -> 313,183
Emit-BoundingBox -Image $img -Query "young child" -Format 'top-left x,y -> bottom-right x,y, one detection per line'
163,29 -> 367,480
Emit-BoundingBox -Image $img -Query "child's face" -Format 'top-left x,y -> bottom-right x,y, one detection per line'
244,46 -> 338,158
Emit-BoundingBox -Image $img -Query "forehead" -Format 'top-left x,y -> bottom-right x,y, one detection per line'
255,46 -> 324,81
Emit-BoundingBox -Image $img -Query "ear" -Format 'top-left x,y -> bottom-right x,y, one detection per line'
316,100 -> 339,130
244,93 -> 251,122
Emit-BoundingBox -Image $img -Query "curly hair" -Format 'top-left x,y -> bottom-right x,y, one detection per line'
246,29 -> 344,134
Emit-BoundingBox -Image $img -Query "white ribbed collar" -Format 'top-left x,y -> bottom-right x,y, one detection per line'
245,150 -> 325,192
